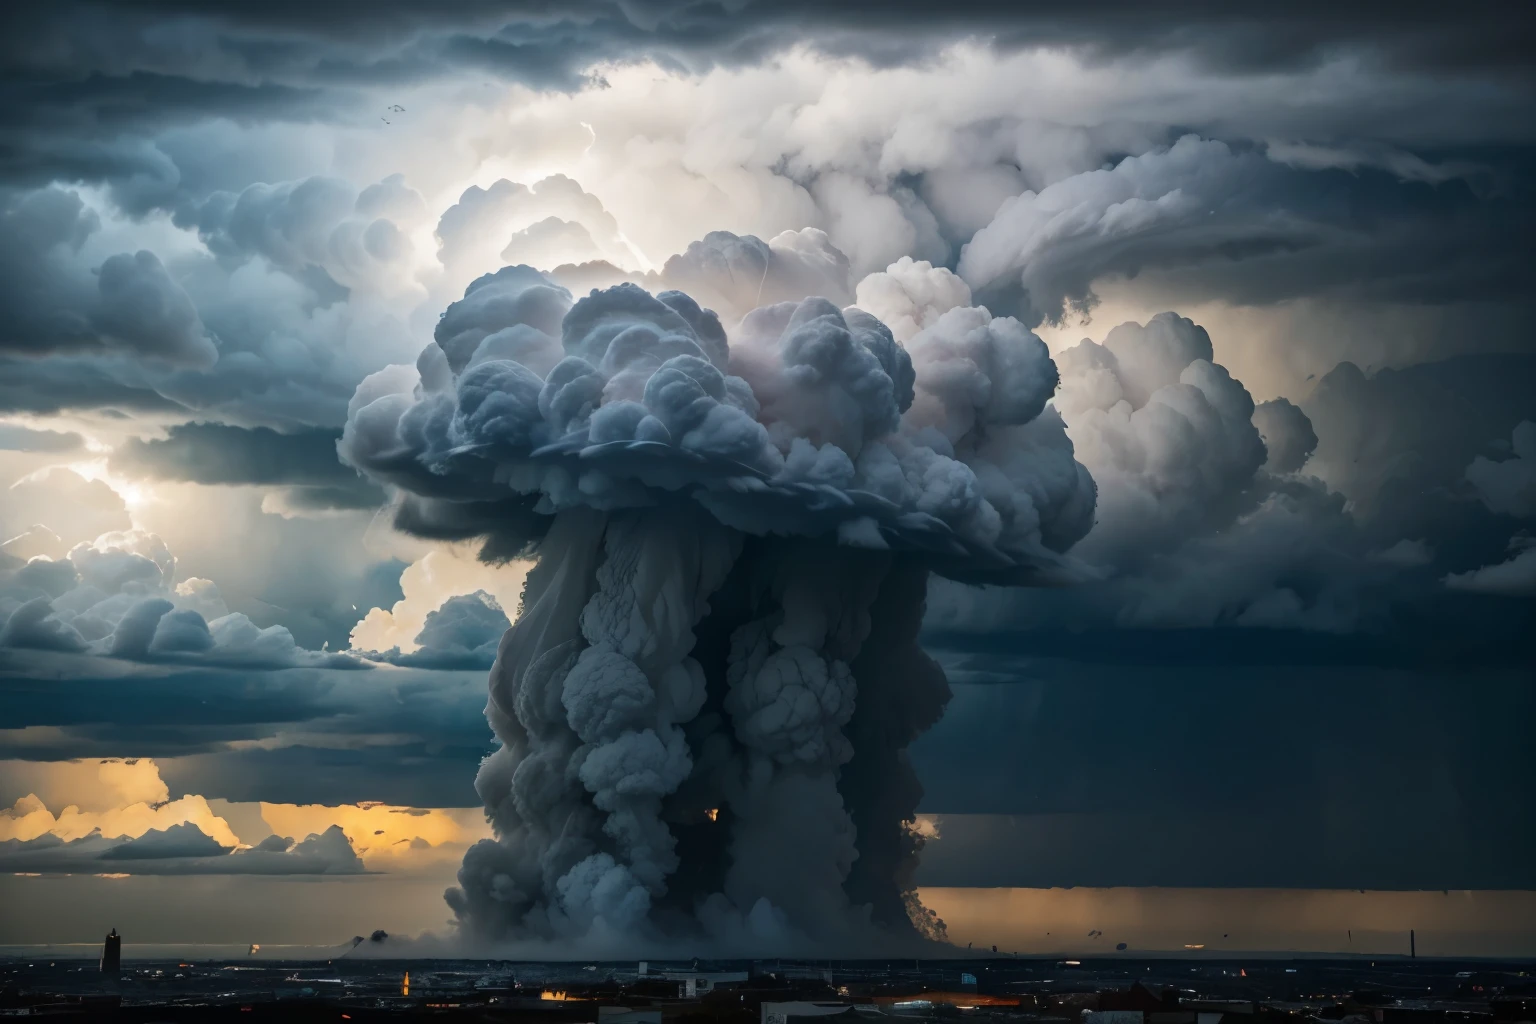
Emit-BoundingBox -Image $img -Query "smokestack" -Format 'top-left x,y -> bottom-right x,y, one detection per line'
100,928 -> 121,975
1410,929 -> 1416,958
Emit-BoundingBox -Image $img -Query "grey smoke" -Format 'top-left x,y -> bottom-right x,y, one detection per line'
341,264 -> 1097,950
1253,398 -> 1318,474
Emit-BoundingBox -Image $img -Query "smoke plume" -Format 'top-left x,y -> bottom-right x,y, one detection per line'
340,261 -> 1096,951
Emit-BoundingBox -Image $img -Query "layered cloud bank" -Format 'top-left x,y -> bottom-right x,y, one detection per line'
0,758 -> 489,879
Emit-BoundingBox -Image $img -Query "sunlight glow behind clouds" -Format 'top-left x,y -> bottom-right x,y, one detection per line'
348,548 -> 529,655
0,758 -> 486,876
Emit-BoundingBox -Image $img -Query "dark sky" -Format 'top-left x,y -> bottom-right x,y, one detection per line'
0,0 -> 1533,940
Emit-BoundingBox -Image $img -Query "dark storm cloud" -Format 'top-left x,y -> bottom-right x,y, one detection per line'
110,421 -> 386,510
908,668 -> 1535,889
0,188 -> 217,366
0,356 -> 185,416
1304,354 -> 1536,518
8,1 -> 1531,87
0,170 -> 426,432
157,745 -> 483,809
959,138 -> 1536,331
0,423 -> 84,453
0,648 -> 490,805
0,0 -> 1528,212
926,338 -> 1536,642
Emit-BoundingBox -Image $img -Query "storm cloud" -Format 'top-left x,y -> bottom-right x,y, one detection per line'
111,422 -> 385,510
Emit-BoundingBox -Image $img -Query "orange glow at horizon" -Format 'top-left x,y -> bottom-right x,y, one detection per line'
918,887 -> 1536,957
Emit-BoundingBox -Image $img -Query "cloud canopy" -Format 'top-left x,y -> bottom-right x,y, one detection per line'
343,271 -> 1095,584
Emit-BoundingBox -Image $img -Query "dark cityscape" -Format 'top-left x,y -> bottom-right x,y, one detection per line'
6,942 -> 1535,1023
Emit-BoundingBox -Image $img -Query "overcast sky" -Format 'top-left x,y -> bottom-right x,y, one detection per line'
0,0 -> 1532,953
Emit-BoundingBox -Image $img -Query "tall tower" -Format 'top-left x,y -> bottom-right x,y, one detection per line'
100,928 -> 121,975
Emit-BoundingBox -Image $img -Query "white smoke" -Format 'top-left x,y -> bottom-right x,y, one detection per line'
1051,312 -> 1268,563
340,257 -> 1096,951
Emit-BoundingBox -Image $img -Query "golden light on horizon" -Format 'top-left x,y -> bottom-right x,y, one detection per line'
542,989 -> 587,1001
918,887 -> 1536,957
705,807 -> 719,822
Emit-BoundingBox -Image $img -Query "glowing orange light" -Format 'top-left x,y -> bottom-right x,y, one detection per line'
706,808 -> 719,822
403,971 -> 409,997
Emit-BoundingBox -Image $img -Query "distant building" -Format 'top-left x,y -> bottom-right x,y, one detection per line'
100,928 -> 121,975
634,965 -> 749,999
601,1007 -> 663,1024
761,1002 -> 854,1024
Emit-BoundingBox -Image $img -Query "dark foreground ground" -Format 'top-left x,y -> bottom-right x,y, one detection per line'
2,955 -> 1532,1022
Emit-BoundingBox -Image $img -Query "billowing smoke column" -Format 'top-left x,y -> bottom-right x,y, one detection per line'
339,263 -> 1096,951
